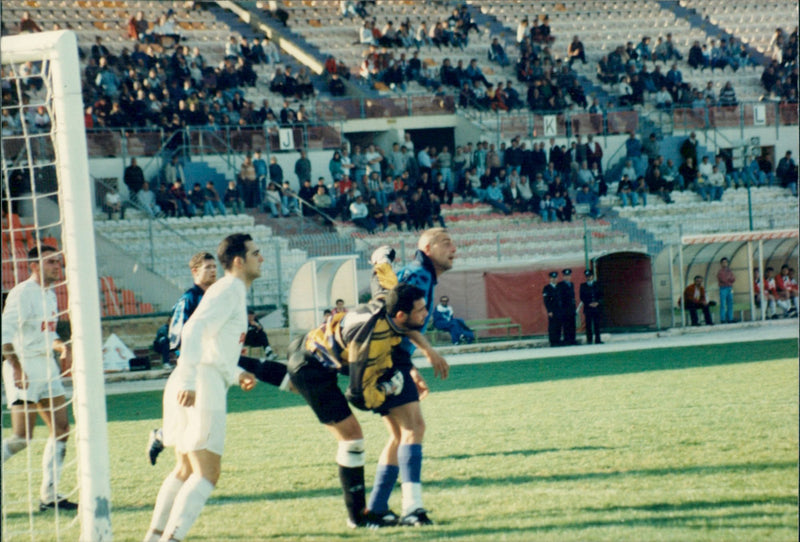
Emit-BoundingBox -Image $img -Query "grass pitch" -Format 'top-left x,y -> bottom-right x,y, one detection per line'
3,339 -> 798,541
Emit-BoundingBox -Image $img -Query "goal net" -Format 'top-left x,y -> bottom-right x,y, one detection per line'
2,31 -> 112,541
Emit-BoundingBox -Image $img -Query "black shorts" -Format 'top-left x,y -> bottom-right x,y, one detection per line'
374,347 -> 419,416
287,339 -> 352,425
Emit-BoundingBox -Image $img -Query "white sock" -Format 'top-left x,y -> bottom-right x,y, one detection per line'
147,473 -> 185,536
41,438 -> 66,502
777,299 -> 791,312
793,297 -> 799,310
3,435 -> 27,463
768,300 -> 776,316
401,482 -> 423,516
159,474 -> 214,542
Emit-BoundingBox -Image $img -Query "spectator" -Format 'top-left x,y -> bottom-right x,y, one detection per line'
552,190 -> 573,221
617,174 -> 637,207
678,157 -> 697,192
203,181 -> 227,216
655,85 -> 673,109
718,81 -> 738,106
683,275 -> 713,326
433,295 -> 475,344
223,180 -> 243,214
567,35 -> 587,67
716,257 -> 736,324
539,193 -> 557,221
634,176 -> 648,206
776,151 -> 798,196
692,170 -> 710,202
169,180 -> 195,217
280,181 -> 299,216
698,155 -> 714,182
163,155 -> 185,187
367,195 -> 388,231
624,132 -> 644,175
262,37 -> 281,64
156,183 -> 179,216
312,185 -> 336,224
484,178 -> 511,215
189,182 -> 207,214
646,165 -> 674,204
597,55 -> 619,84
121,158 -> 145,197
263,182 -> 283,217
688,40 -> 708,70
136,181 -> 161,217
104,187 -> 125,220
708,165 -> 726,201
680,132 -> 699,167
19,11 -> 43,33
575,184 -> 601,218
387,195 -> 409,230
489,38 -> 510,67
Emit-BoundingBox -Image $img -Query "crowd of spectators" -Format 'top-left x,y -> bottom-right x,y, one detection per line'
230,134 -> 619,233
0,4 -> 325,137
760,27 -> 798,103
612,129 -> 795,210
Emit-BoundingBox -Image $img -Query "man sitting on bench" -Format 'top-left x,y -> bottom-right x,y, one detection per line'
433,296 -> 474,344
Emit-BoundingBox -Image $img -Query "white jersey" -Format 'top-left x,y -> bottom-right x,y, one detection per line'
173,274 -> 247,391
1,276 -> 59,363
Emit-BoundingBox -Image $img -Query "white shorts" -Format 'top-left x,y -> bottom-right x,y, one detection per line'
2,357 -> 66,404
162,365 -> 228,456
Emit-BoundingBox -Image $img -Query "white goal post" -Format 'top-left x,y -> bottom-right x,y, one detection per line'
1,30 -> 112,541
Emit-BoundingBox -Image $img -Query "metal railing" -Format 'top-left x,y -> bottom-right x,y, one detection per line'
463,101 -> 798,141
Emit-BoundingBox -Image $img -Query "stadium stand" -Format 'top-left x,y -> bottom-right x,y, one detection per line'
1,0 -> 796,326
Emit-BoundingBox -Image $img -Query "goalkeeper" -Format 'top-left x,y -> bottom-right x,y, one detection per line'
287,250 -> 446,528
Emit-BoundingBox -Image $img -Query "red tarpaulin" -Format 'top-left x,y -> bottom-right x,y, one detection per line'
483,266 -> 585,335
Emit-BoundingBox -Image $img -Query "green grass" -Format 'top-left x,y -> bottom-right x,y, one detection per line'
3,339 -> 798,541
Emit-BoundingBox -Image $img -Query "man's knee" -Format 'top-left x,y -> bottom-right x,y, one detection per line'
189,451 -> 221,485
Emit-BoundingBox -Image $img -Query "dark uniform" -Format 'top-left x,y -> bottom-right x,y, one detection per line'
579,269 -> 603,344
556,268 -> 577,345
542,271 -> 561,346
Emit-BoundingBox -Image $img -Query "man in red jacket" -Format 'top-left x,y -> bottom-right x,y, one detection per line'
683,276 -> 713,326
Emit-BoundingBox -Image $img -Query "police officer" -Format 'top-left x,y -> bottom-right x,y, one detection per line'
556,268 -> 578,345
579,269 -> 603,344
542,271 -> 561,346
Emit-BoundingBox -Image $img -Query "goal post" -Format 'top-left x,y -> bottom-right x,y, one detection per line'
2,30 -> 112,541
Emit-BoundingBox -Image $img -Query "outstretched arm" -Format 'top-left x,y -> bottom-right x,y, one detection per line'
407,330 -> 449,379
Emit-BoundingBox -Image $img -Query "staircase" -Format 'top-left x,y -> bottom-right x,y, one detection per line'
183,160 -> 229,196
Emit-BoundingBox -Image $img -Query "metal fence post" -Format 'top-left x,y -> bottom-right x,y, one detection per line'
275,241 -> 283,319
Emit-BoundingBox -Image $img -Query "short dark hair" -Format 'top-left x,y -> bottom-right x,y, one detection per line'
720,257 -> 729,264
693,275 -> 702,280
28,245 -> 58,260
217,233 -> 252,271
385,283 -> 426,318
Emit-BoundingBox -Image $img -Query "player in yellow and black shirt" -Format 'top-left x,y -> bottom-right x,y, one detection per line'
287,282 -> 428,529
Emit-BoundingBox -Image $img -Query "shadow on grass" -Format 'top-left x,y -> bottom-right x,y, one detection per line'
427,460 -> 798,489
20,338 -> 790,424
438,510 -> 795,537
439,445 -> 615,461
582,494 -> 798,513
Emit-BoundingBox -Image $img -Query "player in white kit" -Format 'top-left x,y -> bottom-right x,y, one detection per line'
144,233 -> 261,542
2,245 -> 77,511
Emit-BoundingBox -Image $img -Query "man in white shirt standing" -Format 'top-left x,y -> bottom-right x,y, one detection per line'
2,245 -> 76,511
144,233 -> 261,542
